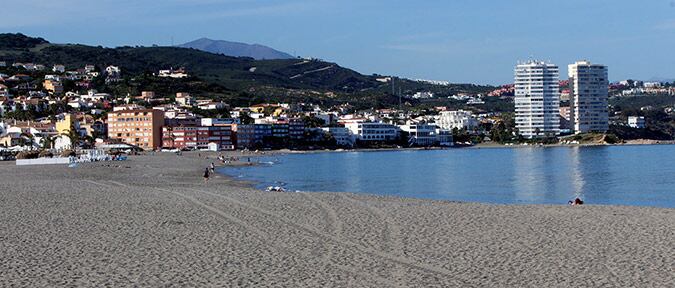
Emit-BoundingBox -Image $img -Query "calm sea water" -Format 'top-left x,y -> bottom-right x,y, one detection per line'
220,145 -> 675,208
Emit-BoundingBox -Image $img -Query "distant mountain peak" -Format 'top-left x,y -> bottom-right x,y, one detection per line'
178,38 -> 294,60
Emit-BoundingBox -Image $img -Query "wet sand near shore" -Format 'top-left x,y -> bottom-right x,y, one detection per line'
0,152 -> 673,287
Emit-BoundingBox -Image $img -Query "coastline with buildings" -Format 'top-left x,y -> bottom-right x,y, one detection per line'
1,34 -> 674,287
2,55 -> 673,159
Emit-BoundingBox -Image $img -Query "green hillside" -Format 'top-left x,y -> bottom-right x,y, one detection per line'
0,33 -> 496,108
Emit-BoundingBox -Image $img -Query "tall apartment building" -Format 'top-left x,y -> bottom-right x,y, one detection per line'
107,109 -> 164,150
514,61 -> 560,138
568,61 -> 609,133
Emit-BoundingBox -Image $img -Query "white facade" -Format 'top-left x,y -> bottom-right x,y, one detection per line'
628,116 -> 645,129
412,91 -> 434,99
514,61 -> 560,138
344,122 -> 399,142
399,123 -> 436,146
321,127 -> 354,147
52,65 -> 65,73
568,61 -> 608,134
201,118 -> 240,126
436,110 -> 478,130
105,65 -> 121,76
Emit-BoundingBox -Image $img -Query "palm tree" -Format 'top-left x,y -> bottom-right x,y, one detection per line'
21,132 -> 35,150
62,124 -> 81,149
41,135 -> 56,150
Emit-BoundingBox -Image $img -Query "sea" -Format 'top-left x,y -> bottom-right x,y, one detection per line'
219,145 -> 675,208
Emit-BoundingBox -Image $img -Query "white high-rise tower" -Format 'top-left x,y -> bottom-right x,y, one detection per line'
514,60 -> 560,138
568,61 -> 608,134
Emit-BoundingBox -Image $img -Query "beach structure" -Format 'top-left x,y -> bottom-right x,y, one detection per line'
568,61 -> 609,134
514,60 -> 560,138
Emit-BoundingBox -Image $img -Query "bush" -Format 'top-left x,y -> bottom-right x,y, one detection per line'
604,134 -> 621,144
38,150 -> 54,158
60,150 -> 76,157
16,151 -> 40,159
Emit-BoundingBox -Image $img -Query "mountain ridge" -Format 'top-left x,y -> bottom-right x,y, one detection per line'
178,37 -> 294,60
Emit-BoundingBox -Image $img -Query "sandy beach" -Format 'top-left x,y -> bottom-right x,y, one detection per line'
0,152 -> 673,287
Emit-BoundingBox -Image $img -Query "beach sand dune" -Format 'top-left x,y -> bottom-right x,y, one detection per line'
0,153 -> 673,287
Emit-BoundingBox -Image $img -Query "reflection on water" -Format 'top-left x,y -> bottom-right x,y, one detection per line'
221,146 -> 675,208
570,147 -> 585,198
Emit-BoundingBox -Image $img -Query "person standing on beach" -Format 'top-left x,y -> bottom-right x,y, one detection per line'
203,167 -> 210,183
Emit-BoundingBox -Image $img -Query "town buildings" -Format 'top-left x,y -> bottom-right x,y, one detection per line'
514,61 -> 560,138
568,61 -> 609,133
43,79 -> 63,94
162,125 -> 234,151
234,124 -> 256,149
344,122 -> 399,142
628,116 -> 646,129
107,109 -> 165,150
436,110 -> 478,131
321,127 -> 354,147
399,122 -> 436,146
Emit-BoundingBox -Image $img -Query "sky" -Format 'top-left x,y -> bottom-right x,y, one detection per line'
2,0 -> 675,85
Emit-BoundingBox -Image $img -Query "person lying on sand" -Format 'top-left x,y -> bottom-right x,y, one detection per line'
568,198 -> 584,205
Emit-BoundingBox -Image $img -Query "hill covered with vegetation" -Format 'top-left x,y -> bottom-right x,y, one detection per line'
0,33 -> 496,109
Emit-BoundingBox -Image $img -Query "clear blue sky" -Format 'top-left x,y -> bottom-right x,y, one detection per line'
2,0 -> 675,85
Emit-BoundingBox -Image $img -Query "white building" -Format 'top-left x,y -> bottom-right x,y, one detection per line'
568,61 -> 609,134
344,122 -> 399,142
628,116 -> 645,129
643,82 -> 661,88
436,110 -> 478,130
412,91 -> 434,99
80,90 -> 111,101
175,92 -> 195,107
514,60 -> 560,138
105,65 -> 121,77
321,127 -> 354,147
158,68 -> 188,78
52,65 -> 65,73
201,118 -> 240,126
399,122 -> 436,146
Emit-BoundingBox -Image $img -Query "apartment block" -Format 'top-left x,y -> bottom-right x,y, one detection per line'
107,109 -> 164,150
568,61 -> 609,133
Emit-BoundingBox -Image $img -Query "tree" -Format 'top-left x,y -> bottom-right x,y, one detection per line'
239,112 -> 254,125
63,124 -> 81,149
40,135 -> 56,150
302,116 -> 325,128
20,132 -> 35,149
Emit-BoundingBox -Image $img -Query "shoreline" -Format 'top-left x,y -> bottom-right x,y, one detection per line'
1,153 -> 673,286
212,149 -> 675,209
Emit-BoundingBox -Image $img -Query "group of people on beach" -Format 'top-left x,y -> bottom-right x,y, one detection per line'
217,154 -> 240,164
